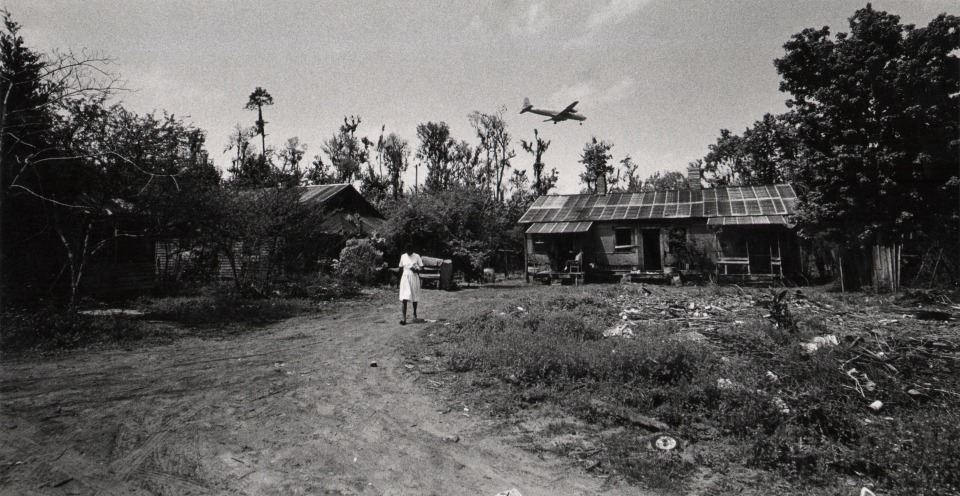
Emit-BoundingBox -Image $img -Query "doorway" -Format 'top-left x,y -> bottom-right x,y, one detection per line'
641,229 -> 662,271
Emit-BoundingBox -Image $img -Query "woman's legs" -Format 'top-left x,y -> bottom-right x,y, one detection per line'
412,302 -> 418,320
400,300 -> 408,324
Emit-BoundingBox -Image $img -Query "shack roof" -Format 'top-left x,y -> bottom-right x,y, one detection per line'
519,184 -> 797,226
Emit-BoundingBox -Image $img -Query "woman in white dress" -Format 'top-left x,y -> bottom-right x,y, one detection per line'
398,244 -> 423,325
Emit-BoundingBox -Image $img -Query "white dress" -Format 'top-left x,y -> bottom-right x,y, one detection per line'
398,253 -> 423,302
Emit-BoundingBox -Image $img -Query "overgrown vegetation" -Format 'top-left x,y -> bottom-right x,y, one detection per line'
0,274 -> 359,354
413,285 -> 959,494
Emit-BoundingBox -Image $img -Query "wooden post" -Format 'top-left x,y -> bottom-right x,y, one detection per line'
524,233 -> 529,284
895,244 -> 901,292
838,250 -> 845,293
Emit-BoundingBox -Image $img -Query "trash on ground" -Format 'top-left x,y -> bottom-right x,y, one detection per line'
653,435 -> 678,451
801,335 -> 839,353
603,324 -> 635,338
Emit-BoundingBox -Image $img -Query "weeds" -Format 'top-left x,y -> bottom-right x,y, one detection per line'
423,284 -> 960,495
1,307 -> 148,354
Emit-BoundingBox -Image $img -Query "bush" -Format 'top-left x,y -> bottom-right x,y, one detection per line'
337,237 -> 383,285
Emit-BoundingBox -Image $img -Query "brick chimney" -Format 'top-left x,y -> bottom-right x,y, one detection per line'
596,173 -> 608,195
686,163 -> 702,190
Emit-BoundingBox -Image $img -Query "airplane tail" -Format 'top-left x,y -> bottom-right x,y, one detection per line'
520,97 -> 532,113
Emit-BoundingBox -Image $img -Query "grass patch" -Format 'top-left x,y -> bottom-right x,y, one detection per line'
1,307 -> 154,354
2,274 -> 360,355
416,285 -> 960,495
144,292 -> 315,327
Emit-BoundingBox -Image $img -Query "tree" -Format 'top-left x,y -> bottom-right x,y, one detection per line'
643,171 -> 688,191
277,137 -> 306,175
244,87 -> 273,161
774,5 -> 959,250
578,137 -> 614,193
225,124 -> 269,186
520,128 -> 557,196
415,121 -> 454,192
382,132 -> 409,199
321,116 -> 367,183
44,102 -> 218,303
615,155 -> 643,192
469,107 -> 515,202
0,11 -> 134,304
702,113 -> 800,186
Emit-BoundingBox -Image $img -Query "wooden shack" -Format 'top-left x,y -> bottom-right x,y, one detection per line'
519,180 -> 801,284
210,183 -> 385,281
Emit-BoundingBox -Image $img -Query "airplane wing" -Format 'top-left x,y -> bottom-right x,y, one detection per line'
550,101 -> 579,121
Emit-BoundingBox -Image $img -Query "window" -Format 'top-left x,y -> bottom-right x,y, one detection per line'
614,228 -> 633,252
532,234 -> 549,254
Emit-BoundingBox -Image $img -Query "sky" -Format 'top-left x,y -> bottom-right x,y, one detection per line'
5,0 -> 956,193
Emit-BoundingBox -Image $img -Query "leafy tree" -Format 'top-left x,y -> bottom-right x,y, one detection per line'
277,136 -> 306,177
45,101 -> 219,303
449,140 -> 480,187
702,113 -> 799,186
381,186 -> 522,280
0,11 -> 133,304
469,107 -> 515,202
225,124 -> 269,186
520,128 -> 557,196
321,115 -> 367,183
415,121 -> 455,192
774,5 -> 959,249
578,137 -> 614,193
382,132 -> 409,199
244,87 -> 273,160
643,171 -> 688,191
614,155 -> 643,192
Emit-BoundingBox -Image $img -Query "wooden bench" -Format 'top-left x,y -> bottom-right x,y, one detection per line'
389,256 -> 453,289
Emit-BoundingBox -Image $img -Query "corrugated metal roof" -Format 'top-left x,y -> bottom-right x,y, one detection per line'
300,184 -> 352,205
706,215 -> 792,226
519,184 -> 797,224
525,221 -> 594,234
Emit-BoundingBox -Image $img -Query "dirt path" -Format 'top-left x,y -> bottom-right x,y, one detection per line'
1,285 -> 641,495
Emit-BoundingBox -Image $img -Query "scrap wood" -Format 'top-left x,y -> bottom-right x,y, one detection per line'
588,399 -> 669,432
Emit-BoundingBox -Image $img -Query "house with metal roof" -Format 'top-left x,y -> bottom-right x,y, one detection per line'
155,184 -> 384,284
518,169 -> 800,284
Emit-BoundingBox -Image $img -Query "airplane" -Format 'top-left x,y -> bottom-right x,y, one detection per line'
520,97 -> 586,125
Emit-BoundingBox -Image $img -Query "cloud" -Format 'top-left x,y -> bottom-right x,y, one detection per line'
585,0 -> 651,29
565,0 -> 651,47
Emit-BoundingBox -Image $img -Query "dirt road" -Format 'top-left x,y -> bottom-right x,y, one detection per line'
1,285 -> 639,495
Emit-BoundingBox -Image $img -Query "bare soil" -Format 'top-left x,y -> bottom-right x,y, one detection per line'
0,285 -> 644,495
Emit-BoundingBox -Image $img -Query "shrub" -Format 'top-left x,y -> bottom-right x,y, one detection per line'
337,238 -> 383,285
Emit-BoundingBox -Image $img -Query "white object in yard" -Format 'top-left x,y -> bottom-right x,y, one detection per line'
868,400 -> 884,412
603,324 -> 635,338
772,397 -> 790,415
654,435 -> 678,451
801,335 -> 839,353
717,378 -> 736,390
